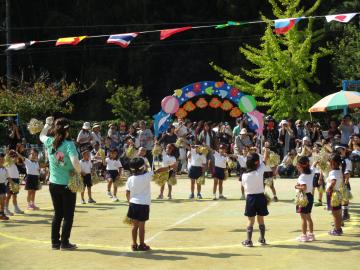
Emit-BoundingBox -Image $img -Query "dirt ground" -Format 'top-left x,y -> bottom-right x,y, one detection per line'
1,175 -> 359,270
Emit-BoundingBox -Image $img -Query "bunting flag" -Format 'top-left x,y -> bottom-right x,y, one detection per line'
215,21 -> 244,29
274,18 -> 302,34
55,36 -> 87,46
160,26 -> 192,40
6,41 -> 36,51
325,13 -> 357,23
107,33 -> 139,48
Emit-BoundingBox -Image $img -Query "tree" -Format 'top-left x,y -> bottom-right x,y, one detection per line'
0,73 -> 93,122
211,0 -> 331,120
329,22 -> 360,84
106,81 -> 150,124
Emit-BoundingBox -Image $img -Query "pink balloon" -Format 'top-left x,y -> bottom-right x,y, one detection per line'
161,96 -> 179,114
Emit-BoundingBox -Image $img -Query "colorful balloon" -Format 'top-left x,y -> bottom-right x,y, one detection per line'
161,96 -> 179,114
238,95 -> 257,113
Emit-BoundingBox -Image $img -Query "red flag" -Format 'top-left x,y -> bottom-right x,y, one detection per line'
326,13 -> 357,23
160,26 -> 192,40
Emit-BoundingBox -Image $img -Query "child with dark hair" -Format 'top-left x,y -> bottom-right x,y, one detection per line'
80,150 -> 96,204
105,148 -> 122,202
326,153 -> 343,236
241,153 -> 269,247
212,144 -> 228,200
0,153 -> 9,220
157,144 -> 177,200
295,156 -> 315,242
126,157 -> 174,251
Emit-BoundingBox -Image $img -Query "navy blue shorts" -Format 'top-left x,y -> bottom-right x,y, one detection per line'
106,170 -> 119,181
82,174 -> 92,188
7,178 -> 20,195
188,166 -> 203,180
213,166 -> 225,180
296,193 -> 314,214
312,173 -> 324,188
25,175 -> 40,190
263,171 -> 273,179
245,193 -> 269,217
0,183 -> 7,194
127,203 -> 150,222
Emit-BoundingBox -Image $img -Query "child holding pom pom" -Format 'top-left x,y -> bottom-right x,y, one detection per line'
157,143 -> 177,200
187,145 -> 206,199
212,144 -> 228,200
126,157 -> 174,251
326,153 -> 344,236
295,156 -> 315,242
105,148 -> 123,202
0,154 -> 10,220
80,150 -> 96,204
241,153 -> 268,247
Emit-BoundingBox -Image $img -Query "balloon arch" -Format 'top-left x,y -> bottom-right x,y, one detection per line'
153,81 -> 264,137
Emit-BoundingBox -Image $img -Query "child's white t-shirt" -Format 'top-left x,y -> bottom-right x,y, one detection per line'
214,151 -> 227,168
162,154 -> 176,167
237,155 -> 247,168
6,163 -> 19,179
0,167 -> 8,184
189,149 -> 206,167
24,159 -> 40,176
297,171 -> 315,193
343,158 -> 352,174
352,149 -> 360,156
126,171 -> 154,205
326,169 -> 343,191
80,160 -> 92,174
106,158 -> 122,170
242,163 -> 266,195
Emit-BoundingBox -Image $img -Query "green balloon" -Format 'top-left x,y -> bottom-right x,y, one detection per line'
238,95 -> 257,113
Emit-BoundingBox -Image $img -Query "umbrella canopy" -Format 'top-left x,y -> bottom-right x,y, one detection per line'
308,90 -> 360,113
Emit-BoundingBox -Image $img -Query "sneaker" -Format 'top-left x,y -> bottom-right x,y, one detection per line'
242,240 -> 253,247
81,199 -> 86,204
0,214 -> 9,221
197,193 -> 203,199
273,196 -> 279,202
307,233 -> 316,242
156,194 -> 163,199
240,194 -> 245,200
4,208 -> 13,216
112,196 -> 119,202
107,191 -> 113,198
52,243 -> 61,250
188,193 -> 194,199
296,235 -> 309,242
60,243 -> 77,251
131,244 -> 138,251
33,204 -> 40,210
219,195 -> 227,200
27,205 -> 35,210
88,198 -> 96,203
314,202 -> 322,207
138,243 -> 151,251
342,213 -> 350,221
258,238 -> 267,246
14,207 -> 24,214
329,229 -> 342,236
213,195 -> 218,201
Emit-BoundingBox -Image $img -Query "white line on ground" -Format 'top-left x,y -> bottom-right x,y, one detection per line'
145,201 -> 218,243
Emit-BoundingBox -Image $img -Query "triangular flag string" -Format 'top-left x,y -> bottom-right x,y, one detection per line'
1,12 -> 359,49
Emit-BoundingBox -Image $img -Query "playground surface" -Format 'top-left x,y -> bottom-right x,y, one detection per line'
1,176 -> 359,270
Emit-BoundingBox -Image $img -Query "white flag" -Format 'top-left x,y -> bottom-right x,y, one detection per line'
326,13 -> 357,23
6,41 -> 36,51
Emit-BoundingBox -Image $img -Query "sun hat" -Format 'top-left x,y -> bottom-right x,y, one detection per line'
279,120 -> 288,126
92,123 -> 101,129
240,128 -> 248,135
82,122 -> 91,130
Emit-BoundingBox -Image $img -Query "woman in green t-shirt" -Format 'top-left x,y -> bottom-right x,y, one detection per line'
40,117 -> 81,251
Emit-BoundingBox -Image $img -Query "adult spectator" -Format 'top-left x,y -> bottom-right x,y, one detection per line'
295,120 -> 305,140
278,120 -> 294,160
263,117 -> 279,153
234,128 -> 253,155
76,122 -> 92,153
7,119 -> 21,150
216,124 -> 232,152
107,123 -> 119,149
312,122 -> 324,144
40,117 -> 80,250
327,119 -> 341,142
233,117 -> 245,138
138,120 -> 154,167
128,125 -> 140,149
158,125 -> 177,149
175,118 -> 189,138
338,115 -> 356,146
91,123 -> 102,147
118,121 -> 128,155
197,121 -> 218,174
348,133 -> 359,151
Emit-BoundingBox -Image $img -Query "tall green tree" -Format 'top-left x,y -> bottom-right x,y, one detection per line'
212,0 -> 331,120
106,81 -> 150,124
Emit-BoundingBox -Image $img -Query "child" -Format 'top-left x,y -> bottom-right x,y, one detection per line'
350,143 -> 360,176
213,144 -> 228,200
22,149 -> 41,210
136,147 -> 150,171
262,143 -> 278,202
157,144 -> 177,200
187,145 -> 206,199
326,153 -> 343,236
241,153 -> 268,247
80,150 -> 96,204
0,154 -> 9,220
237,147 -> 248,200
105,148 -> 123,202
295,156 -> 315,242
126,158 -> 173,251
4,150 -> 24,215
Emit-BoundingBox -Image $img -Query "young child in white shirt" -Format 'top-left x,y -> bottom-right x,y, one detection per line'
187,146 -> 206,199
80,150 -> 96,204
237,147 -> 248,200
0,154 -> 9,220
212,144 -> 228,200
241,153 -> 268,247
22,149 -> 41,210
105,148 -> 123,202
126,157 -> 173,251
157,144 -> 177,200
136,147 -> 150,171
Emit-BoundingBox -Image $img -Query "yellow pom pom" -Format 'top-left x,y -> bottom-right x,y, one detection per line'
152,144 -> 162,156
10,182 -> 20,193
68,173 -> 85,193
295,191 -> 309,207
168,176 -> 177,186
27,118 -> 44,135
331,190 -> 342,207
152,171 -> 168,186
123,217 -> 133,226
196,175 -> 205,185
268,151 -> 280,167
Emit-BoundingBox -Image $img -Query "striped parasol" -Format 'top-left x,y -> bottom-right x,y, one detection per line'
309,90 -> 360,112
